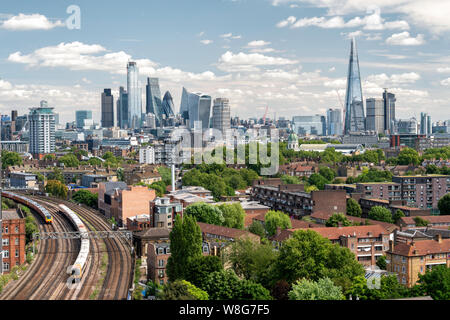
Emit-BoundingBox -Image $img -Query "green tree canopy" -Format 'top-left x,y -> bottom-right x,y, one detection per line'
166,215 -> 203,281
318,166 -> 336,181
416,265 -> 450,300
45,180 -> 68,198
346,198 -> 362,217
72,190 -> 98,208
326,213 -> 353,227
368,206 -> 394,223
217,203 -> 245,229
397,147 -> 420,165
288,278 -> 345,300
58,153 -> 80,167
308,173 -> 329,190
184,202 -> 225,226
414,216 -> 429,227
158,280 -> 209,300
265,210 -> 292,236
47,168 -> 65,184
438,193 -> 450,215
248,221 -> 266,238
1,150 -> 22,169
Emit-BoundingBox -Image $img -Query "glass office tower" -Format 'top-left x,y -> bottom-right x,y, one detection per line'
127,61 -> 141,129
344,38 -> 365,134
146,77 -> 163,126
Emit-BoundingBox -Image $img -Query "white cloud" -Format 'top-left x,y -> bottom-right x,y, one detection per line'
220,33 -> 242,39
272,0 -> 450,34
441,78 -> 450,86
437,67 -> 450,73
386,32 -> 425,45
1,13 -> 64,30
366,72 -> 421,85
200,39 -> 213,45
217,51 -> 299,72
276,9 -> 409,31
247,40 -> 271,47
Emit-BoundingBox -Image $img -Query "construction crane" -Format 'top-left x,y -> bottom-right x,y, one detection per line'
262,105 -> 269,125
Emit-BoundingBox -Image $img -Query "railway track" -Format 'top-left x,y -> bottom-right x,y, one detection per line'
25,194 -> 133,300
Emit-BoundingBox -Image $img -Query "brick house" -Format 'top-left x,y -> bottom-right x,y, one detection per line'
1,210 -> 26,273
386,236 -> 450,287
147,242 -> 171,286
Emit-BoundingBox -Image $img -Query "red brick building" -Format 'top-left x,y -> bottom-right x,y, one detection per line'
147,242 -> 170,286
1,210 -> 26,273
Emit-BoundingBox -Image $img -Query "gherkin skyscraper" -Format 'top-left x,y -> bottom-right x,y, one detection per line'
344,38 -> 365,134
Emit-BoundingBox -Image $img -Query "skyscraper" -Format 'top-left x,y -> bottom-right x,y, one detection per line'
127,61 -> 142,129
292,115 -> 325,135
326,108 -> 343,135
28,106 -> 55,157
161,91 -> 175,119
344,38 -> 365,134
188,92 -> 212,130
383,90 -> 396,134
366,98 -> 384,133
76,110 -> 93,129
146,77 -> 163,126
180,87 -> 190,120
117,86 -> 128,129
101,89 -> 114,128
212,98 -> 231,134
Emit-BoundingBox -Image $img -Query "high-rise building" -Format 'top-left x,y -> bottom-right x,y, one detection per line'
28,106 -> 55,157
117,86 -> 128,129
139,146 -> 155,164
383,90 -> 396,134
292,115 -> 325,136
101,89 -> 114,128
182,90 -> 212,130
143,113 -> 156,129
397,118 -> 418,134
326,108 -> 343,136
161,91 -> 175,119
344,38 -> 365,134
212,98 -> 231,134
127,61 -> 142,129
180,87 -> 190,121
146,77 -> 163,126
76,110 -> 93,129
366,98 -> 384,133
420,112 -> 432,135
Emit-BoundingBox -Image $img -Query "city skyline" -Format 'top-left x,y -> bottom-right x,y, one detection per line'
1,1 -> 450,125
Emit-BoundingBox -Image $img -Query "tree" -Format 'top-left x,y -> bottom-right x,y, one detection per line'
72,190 -> 98,209
319,167 -> 336,181
45,180 -> 68,198
326,213 -> 353,227
149,181 -> 166,197
281,175 -> 301,184
438,193 -> 450,215
184,255 -> 223,289
1,150 -> 22,169
218,203 -> 245,229
201,270 -> 272,300
47,168 -> 65,184
274,230 -> 364,286
416,265 -> 450,300
376,256 -> 387,270
184,202 -> 225,226
43,154 -> 56,161
248,221 -> 266,238
368,206 -> 394,223
414,216 -> 429,227
166,215 -> 203,281
88,157 -> 103,166
58,154 -> 79,167
308,173 -> 329,190
265,210 -> 292,236
305,185 -> 319,193
393,209 -> 405,223
228,238 -> 278,289
158,280 -> 209,300
157,166 -> 172,186
397,147 -> 420,165
346,198 -> 362,217
271,280 -> 291,300
288,278 -> 345,300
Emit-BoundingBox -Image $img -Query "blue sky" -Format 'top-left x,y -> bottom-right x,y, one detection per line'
1,0 -> 450,124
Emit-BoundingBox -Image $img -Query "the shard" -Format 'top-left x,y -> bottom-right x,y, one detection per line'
344,38 -> 365,134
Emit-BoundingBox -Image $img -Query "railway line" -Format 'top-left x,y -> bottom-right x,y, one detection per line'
0,192 -> 133,300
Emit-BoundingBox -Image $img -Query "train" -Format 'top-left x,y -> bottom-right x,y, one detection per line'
58,204 -> 90,281
1,191 -> 53,223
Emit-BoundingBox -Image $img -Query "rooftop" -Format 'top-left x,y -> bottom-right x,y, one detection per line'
197,222 -> 258,240
389,238 -> 450,256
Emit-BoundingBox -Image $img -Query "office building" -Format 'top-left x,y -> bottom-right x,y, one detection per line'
143,113 -> 156,129
397,118 -> 418,134
101,89 -> 114,128
180,87 -> 189,120
292,115 -> 325,135
76,110 -> 93,129
344,38 -> 365,134
383,90 -> 396,134
139,146 -> 155,164
127,61 -> 142,129
146,77 -> 163,126
366,98 -> 385,133
28,106 -> 56,158
326,108 -> 342,136
117,86 -> 128,129
161,91 -> 175,120
212,98 -> 231,134
186,91 -> 212,130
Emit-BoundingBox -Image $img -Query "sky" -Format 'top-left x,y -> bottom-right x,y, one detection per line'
1,0 -> 450,125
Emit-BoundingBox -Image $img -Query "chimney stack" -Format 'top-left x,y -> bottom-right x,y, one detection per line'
434,234 -> 442,244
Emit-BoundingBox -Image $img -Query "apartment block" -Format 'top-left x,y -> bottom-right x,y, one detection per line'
355,182 -> 401,201
1,210 -> 26,273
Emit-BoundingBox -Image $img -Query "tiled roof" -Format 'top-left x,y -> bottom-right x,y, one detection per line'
197,222 -> 258,240
310,211 -> 398,232
400,215 -> 450,225
299,225 -> 389,240
389,239 -> 450,256
135,227 -> 170,239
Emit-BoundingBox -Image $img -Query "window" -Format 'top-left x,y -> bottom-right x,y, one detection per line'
4,226 -> 8,234
3,250 -> 9,258
2,238 -> 8,246
15,250 -> 19,258
15,226 -> 19,233
402,266 -> 406,273
15,238 -> 19,245
158,259 -> 164,267
3,262 -> 9,271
